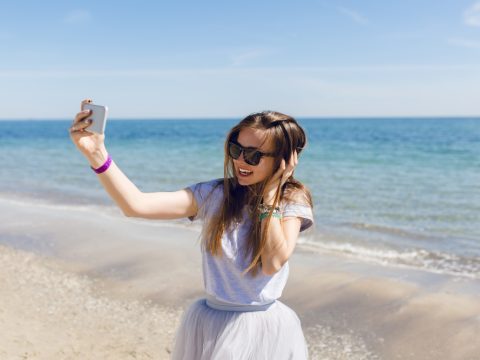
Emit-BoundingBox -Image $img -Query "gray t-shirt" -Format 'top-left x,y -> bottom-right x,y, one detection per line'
187,178 -> 314,306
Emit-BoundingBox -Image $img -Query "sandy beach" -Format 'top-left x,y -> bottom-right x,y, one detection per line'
1,196 -> 479,360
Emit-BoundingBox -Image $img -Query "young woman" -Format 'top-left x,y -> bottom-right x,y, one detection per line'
69,99 -> 314,359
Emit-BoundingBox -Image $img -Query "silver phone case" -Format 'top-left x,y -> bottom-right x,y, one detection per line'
82,103 -> 108,135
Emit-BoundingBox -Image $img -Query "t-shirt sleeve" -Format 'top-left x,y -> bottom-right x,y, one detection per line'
185,179 -> 222,222
282,202 -> 314,232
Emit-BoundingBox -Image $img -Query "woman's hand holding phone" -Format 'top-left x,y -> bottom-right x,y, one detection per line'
69,99 -> 109,168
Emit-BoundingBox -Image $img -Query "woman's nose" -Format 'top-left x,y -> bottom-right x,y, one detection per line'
237,150 -> 246,162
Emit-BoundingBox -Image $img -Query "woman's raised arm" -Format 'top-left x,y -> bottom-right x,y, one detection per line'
69,99 -> 197,220
92,157 -> 197,220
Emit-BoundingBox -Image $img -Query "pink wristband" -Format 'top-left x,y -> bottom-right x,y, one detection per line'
90,154 -> 112,174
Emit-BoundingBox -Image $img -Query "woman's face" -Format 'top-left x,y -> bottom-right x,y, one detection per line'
231,127 -> 277,186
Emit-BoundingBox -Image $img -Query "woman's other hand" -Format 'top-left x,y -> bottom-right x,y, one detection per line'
263,150 -> 298,205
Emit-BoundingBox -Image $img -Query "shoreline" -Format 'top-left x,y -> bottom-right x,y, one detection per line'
1,197 -> 479,359
1,191 -> 478,283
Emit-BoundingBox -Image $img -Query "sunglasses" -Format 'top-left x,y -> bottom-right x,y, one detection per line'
228,141 -> 276,166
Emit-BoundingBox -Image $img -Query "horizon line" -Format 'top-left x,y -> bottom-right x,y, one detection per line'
0,115 -> 479,121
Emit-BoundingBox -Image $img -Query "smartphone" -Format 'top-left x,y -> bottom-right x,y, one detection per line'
81,103 -> 108,135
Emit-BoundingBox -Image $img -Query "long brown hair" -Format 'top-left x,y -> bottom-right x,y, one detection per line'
200,111 -> 313,277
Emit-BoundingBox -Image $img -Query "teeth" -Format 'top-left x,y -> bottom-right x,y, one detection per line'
239,168 -> 252,175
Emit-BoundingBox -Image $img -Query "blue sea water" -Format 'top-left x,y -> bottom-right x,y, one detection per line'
0,117 -> 479,279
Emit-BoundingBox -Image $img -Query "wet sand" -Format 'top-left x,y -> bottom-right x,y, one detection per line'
0,196 -> 479,359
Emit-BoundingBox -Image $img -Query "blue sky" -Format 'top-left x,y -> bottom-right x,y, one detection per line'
0,0 -> 479,119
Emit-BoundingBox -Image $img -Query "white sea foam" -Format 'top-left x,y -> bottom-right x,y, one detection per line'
1,193 -> 478,280
298,238 -> 480,280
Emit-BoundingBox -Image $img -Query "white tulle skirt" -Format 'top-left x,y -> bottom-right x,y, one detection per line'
171,295 -> 309,359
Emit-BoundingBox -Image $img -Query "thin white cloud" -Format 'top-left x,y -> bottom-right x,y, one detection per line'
379,31 -> 428,40
63,9 -> 92,24
464,2 -> 480,27
337,6 -> 369,25
1,64 -> 479,118
447,37 -> 480,49
229,49 -> 270,66
1,64 -> 479,79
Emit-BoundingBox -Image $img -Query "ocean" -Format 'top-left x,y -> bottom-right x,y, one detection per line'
0,117 -> 479,279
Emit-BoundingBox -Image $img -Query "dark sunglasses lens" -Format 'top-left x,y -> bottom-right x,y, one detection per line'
228,142 -> 241,159
229,142 -> 263,165
244,150 -> 261,165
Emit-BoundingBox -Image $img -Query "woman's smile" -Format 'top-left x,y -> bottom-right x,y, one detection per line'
238,167 -> 253,177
